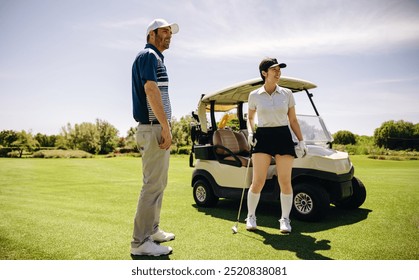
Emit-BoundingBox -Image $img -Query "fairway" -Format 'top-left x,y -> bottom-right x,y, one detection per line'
0,155 -> 418,260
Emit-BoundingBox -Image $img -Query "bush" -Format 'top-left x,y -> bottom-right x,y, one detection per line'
374,120 -> 418,150
0,147 -> 13,157
7,151 -> 21,158
333,142 -> 419,160
333,130 -> 356,145
34,147 -> 57,151
177,146 -> 191,155
116,147 -> 139,154
32,150 -> 93,159
105,152 -> 140,158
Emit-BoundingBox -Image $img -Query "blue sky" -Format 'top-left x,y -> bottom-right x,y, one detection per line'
1,0 -> 418,136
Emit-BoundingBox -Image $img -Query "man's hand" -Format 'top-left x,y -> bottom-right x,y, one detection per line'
159,125 -> 172,150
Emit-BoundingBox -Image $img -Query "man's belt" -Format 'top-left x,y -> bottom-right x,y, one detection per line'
140,119 -> 160,125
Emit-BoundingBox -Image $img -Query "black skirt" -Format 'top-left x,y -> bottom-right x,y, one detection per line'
253,126 -> 296,157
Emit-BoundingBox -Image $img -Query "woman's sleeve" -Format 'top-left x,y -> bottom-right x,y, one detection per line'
248,92 -> 257,110
288,89 -> 296,108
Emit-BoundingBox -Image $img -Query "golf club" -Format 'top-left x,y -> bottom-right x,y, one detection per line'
231,148 -> 252,234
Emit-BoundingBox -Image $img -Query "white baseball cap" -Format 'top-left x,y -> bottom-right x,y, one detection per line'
146,18 -> 179,36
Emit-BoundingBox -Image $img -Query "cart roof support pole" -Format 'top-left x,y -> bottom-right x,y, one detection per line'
237,102 -> 246,129
210,100 -> 217,131
305,89 -> 320,116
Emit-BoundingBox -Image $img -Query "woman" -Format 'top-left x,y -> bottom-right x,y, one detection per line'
246,58 -> 307,233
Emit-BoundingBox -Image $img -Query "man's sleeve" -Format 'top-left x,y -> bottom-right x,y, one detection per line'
139,52 -> 158,86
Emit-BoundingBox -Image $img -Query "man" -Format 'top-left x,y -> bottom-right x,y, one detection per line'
130,18 -> 179,256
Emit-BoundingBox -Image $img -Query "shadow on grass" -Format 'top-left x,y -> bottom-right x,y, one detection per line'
194,199 -> 372,231
254,229 -> 332,260
193,199 -> 372,260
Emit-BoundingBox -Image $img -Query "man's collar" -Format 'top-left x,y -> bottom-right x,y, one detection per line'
145,43 -> 164,59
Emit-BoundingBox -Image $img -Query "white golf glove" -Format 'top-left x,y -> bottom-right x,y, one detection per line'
295,141 -> 308,158
248,133 -> 257,148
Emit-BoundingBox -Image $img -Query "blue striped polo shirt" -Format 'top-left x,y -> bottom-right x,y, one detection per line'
132,44 -> 172,123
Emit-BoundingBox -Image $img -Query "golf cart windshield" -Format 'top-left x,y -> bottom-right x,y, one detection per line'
292,115 -> 333,145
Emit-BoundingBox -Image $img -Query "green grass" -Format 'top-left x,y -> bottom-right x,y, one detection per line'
0,155 -> 418,260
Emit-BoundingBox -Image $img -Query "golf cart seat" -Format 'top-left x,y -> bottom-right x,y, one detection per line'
213,129 -> 251,167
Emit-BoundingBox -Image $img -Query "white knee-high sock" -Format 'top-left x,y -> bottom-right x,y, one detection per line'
247,190 -> 260,217
280,192 -> 293,219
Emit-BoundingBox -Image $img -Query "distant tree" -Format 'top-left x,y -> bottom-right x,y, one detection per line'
124,127 -> 137,148
59,122 -> 100,154
333,130 -> 356,145
414,123 -> 419,137
218,113 -> 239,130
58,121 -> 121,154
11,130 -> 39,157
35,133 -> 57,147
56,123 -> 73,150
73,122 -> 101,154
0,130 -> 18,147
96,119 -> 119,154
171,116 -> 192,150
117,137 -> 126,148
374,120 -> 418,150
356,135 -> 374,146
226,118 -> 240,130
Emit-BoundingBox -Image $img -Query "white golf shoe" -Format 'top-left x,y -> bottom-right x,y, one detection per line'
151,229 -> 175,243
245,215 -> 257,231
131,240 -> 172,256
279,218 -> 292,233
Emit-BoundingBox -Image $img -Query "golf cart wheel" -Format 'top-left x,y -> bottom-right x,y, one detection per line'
292,182 -> 330,222
193,179 -> 219,207
335,177 -> 367,209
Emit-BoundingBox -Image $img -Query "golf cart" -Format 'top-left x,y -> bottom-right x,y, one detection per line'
189,76 -> 366,221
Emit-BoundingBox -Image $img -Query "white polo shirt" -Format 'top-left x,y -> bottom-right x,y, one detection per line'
248,85 -> 295,127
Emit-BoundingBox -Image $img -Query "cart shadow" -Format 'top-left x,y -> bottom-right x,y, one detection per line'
193,199 -> 372,259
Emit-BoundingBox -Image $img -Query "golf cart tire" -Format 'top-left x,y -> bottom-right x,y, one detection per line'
193,179 -> 219,207
335,177 -> 367,209
292,182 -> 330,222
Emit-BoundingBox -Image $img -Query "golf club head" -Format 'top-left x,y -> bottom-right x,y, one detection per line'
231,225 -> 237,234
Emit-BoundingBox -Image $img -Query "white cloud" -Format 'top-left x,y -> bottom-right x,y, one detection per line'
99,18 -> 148,29
93,0 -> 419,58
356,77 -> 419,86
172,0 -> 419,59
101,39 -> 140,51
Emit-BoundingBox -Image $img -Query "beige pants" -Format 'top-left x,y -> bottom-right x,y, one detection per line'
131,124 -> 170,247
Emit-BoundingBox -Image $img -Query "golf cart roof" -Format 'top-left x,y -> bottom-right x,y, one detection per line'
199,76 -> 317,110
196,76 -> 317,133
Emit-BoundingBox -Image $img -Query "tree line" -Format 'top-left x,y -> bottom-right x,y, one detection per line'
0,118 -> 417,158
333,120 -> 419,151
0,116 -> 193,157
